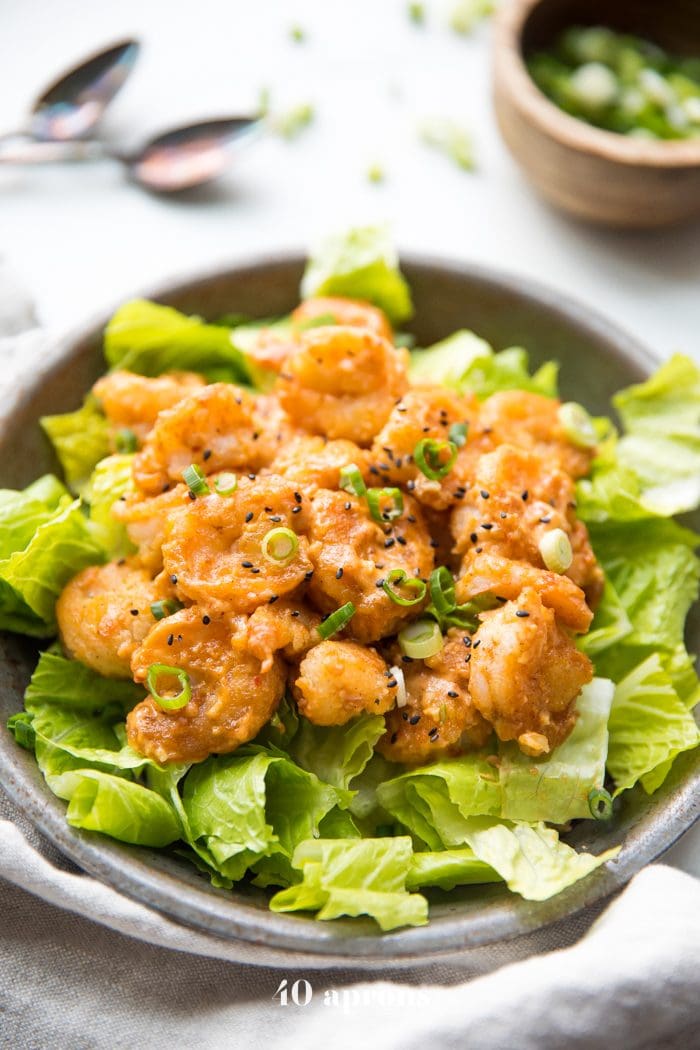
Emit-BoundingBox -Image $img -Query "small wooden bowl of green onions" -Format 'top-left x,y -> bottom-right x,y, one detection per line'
493,0 -> 700,228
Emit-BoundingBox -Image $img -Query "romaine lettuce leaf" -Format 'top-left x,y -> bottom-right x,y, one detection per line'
103,299 -> 262,385
0,497 -> 104,635
301,226 -> 413,325
0,475 -> 69,558
41,396 -> 111,494
606,654 -> 699,795
410,330 -> 493,386
269,837 -> 428,930
24,648 -> 144,715
578,576 -> 632,656
84,453 -> 136,558
286,713 -> 386,791
406,848 -> 500,890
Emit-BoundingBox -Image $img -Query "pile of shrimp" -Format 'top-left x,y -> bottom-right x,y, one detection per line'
57,296 -> 602,767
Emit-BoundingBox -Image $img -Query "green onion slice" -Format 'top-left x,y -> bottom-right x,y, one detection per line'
382,568 -> 427,607
115,428 -> 138,454
429,566 -> 456,615
214,472 -> 238,495
317,601 -> 356,640
150,598 -> 184,620
339,463 -> 367,497
414,438 -> 458,480
558,402 -> 597,449
146,664 -> 192,711
367,487 -> 404,523
588,787 -> 613,821
262,527 -> 299,564
182,463 -> 210,497
539,528 -> 573,574
448,421 -> 468,448
398,618 -> 443,659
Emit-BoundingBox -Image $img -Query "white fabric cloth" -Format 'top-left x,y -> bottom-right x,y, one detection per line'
1,267 -> 699,1050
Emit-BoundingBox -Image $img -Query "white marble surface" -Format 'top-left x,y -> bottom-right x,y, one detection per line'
0,0 -> 698,871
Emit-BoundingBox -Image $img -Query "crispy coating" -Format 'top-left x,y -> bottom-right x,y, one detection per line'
377,632 -> 491,764
271,435 -> 370,492
277,326 -> 409,446
232,599 -> 321,672
57,561 -> 167,678
132,384 -> 277,494
128,607 -> 284,764
369,386 -> 478,510
291,297 -> 393,342
93,370 -> 205,444
294,640 -> 397,725
306,489 -> 434,643
112,484 -> 191,572
162,474 -> 313,613
469,588 -> 592,755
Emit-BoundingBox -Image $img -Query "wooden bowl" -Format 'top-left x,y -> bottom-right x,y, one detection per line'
493,0 -> 700,228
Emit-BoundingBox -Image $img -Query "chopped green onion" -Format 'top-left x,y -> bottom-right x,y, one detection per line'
183,463 -> 210,497
429,566 -> 456,614
448,421 -> 468,447
146,664 -> 191,711
414,438 -> 458,481
367,487 -> 404,522
262,527 -> 299,565
382,569 -> 427,607
214,472 -> 238,495
430,591 -> 500,632
558,402 -> 597,449
339,464 -> 367,497
398,618 -> 443,659
588,787 -> 613,821
150,599 -> 184,620
115,428 -> 138,454
317,602 -> 356,640
539,529 -> 573,574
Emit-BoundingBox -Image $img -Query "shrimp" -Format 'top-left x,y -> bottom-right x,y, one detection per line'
57,561 -> 170,678
455,550 -> 593,634
232,599 -> 321,672
477,391 -> 595,479
93,370 -> 205,443
132,384 -> 277,495
162,474 -> 313,613
271,435 -> 370,492
293,640 -> 397,725
277,326 -> 409,446
112,484 -> 191,572
128,607 -> 285,764
469,588 -> 593,755
306,488 -> 434,643
291,296 -> 393,342
377,632 -> 491,764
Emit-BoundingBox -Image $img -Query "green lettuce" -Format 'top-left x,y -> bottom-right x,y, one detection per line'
0,475 -> 69,558
41,396 -> 111,494
301,226 -> 413,325
406,849 -> 500,891
286,714 -> 386,790
410,330 -> 558,398
84,453 -> 136,558
23,648 -> 144,715
578,576 -> 632,656
270,837 -> 428,930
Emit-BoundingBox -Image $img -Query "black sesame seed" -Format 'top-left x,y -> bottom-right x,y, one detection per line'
407,514 -> 416,523
294,491 -> 302,503
130,609 -> 139,616
454,492 -> 465,500
376,579 -> 385,587
336,568 -> 344,579
522,490 -> 529,501
202,615 -> 211,625
245,512 -> 254,523
515,610 -> 530,618
203,449 -> 212,461
269,515 -> 283,523
369,466 -> 380,476
252,432 -> 259,441
162,483 -> 170,493
409,714 -> 421,725
304,570 -> 314,581
167,634 -> 174,646
117,558 -> 126,566
470,532 -> 478,544
344,502 -> 352,511
269,595 -> 279,604
387,679 -> 397,688
429,539 -> 439,549
188,491 -> 197,501
500,512 -> 507,519
464,653 -> 471,663
481,523 -> 494,530
473,640 -> 481,648
396,536 -> 407,546
401,655 -> 413,663
406,480 -> 416,492
429,728 -> 439,741
247,473 -> 256,481
447,690 -> 458,698
251,568 -> 261,574
539,516 -> 551,524
475,547 -> 483,553
292,505 -> 301,514
462,636 -> 472,647
291,610 -> 300,618
241,560 -> 253,568
390,732 -> 398,744
384,538 -> 396,548
480,490 -> 490,499
170,575 -> 178,585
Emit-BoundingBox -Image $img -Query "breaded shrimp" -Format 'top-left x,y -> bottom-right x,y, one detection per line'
368,386 -> 478,510
277,326 -> 409,446
93,370 -> 205,443
162,474 -> 313,613
455,550 -> 593,634
232,599 -> 321,672
469,588 -> 592,755
128,607 -> 285,764
293,640 -> 398,725
112,484 -> 191,572
377,632 -> 491,764
132,384 -> 277,494
271,435 -> 370,492
291,296 -> 393,342
57,561 -> 168,678
477,391 -> 594,479
306,489 -> 434,643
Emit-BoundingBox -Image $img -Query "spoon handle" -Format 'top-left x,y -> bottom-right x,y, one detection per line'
0,139 -> 110,164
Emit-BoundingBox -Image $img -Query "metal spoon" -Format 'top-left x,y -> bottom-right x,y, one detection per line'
0,117 -> 264,192
0,38 -> 140,146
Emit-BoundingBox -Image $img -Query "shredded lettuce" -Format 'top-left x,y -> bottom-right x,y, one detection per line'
410,330 -> 559,398
270,837 -> 428,930
301,226 -> 413,325
41,396 -> 111,494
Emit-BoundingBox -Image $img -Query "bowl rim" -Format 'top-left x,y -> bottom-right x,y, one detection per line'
494,0 -> 700,169
0,250 -> 696,966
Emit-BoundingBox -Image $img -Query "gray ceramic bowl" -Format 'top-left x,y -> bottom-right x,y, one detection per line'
0,255 -> 698,968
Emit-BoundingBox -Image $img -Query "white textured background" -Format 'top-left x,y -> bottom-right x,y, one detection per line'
0,0 -> 698,869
